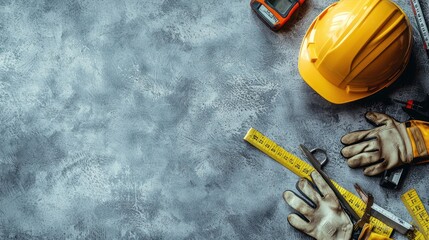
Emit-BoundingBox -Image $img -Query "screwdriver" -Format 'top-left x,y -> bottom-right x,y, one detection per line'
393,94 -> 429,122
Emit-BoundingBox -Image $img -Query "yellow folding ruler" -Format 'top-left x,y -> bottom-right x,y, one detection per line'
402,189 -> 429,240
243,128 -> 393,237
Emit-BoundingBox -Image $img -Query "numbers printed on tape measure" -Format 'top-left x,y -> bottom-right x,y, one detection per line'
408,230 -> 426,240
246,128 -> 315,179
410,0 -> 429,48
243,128 -> 393,237
333,181 -> 393,235
401,189 -> 429,240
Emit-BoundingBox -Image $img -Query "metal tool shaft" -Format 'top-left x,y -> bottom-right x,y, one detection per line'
299,144 -> 361,222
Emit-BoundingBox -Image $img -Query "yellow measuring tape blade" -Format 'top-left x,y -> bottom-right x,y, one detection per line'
401,189 -> 429,240
408,229 -> 427,240
244,128 -> 393,237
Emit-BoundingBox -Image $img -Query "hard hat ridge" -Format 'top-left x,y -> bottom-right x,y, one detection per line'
298,0 -> 412,104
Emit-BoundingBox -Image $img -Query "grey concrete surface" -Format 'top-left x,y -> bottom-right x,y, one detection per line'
1,0 -> 429,239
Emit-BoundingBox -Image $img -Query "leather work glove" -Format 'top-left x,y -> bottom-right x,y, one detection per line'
340,112 -> 429,176
283,171 -> 353,240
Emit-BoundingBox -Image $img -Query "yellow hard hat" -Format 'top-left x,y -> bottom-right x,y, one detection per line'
298,0 -> 412,104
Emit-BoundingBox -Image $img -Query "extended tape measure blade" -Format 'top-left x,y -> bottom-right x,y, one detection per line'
407,229 -> 426,240
410,0 -> 429,52
243,128 -> 313,179
402,189 -> 429,240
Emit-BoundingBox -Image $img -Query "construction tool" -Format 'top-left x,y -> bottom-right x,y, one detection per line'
380,166 -> 409,190
250,0 -> 304,31
244,128 -> 415,237
300,144 -> 361,222
409,0 -> 429,58
401,189 -> 429,240
393,95 -> 429,122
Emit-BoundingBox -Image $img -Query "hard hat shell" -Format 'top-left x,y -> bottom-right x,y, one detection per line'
298,0 -> 412,104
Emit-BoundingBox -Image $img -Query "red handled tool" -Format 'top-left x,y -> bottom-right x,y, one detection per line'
393,94 -> 429,122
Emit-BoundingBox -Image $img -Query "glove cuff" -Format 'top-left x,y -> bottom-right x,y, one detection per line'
405,120 -> 429,160
397,122 -> 414,163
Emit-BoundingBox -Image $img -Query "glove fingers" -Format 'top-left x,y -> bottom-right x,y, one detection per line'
296,178 -> 319,206
346,151 -> 381,168
287,213 -> 314,236
363,161 -> 388,176
341,129 -> 373,145
310,171 -> 335,199
341,140 -> 378,158
283,191 -> 314,218
363,153 -> 402,175
365,112 -> 394,126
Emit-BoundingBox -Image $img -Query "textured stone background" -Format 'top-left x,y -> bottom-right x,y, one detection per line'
1,0 -> 429,239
